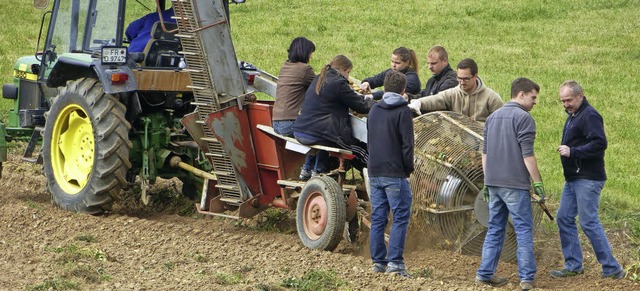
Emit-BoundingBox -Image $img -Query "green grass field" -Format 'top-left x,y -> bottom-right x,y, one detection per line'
1,0 -> 638,230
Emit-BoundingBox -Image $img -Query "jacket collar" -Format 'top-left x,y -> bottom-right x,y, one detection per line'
566,97 -> 590,117
505,101 -> 528,112
433,64 -> 453,79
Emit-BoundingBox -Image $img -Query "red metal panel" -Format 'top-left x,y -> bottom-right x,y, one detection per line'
206,106 -> 262,197
247,102 -> 305,182
247,102 -> 278,166
247,102 -> 305,208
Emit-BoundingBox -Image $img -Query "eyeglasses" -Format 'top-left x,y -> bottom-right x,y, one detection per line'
457,76 -> 474,82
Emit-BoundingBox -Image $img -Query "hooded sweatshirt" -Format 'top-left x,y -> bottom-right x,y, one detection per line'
367,92 -> 414,178
416,77 -> 503,122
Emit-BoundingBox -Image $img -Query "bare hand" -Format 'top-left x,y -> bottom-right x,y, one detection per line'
557,145 -> 570,157
359,82 -> 371,92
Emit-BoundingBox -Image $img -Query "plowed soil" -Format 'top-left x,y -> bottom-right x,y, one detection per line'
0,153 -> 637,290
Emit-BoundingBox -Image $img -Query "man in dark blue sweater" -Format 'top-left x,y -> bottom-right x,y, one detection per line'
550,80 -> 625,280
367,70 -> 414,278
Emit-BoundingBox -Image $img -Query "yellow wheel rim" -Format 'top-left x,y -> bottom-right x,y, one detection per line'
51,104 -> 95,194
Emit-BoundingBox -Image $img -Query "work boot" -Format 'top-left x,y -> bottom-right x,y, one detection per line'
520,281 -> 534,290
386,263 -> 412,278
475,276 -> 508,287
550,269 -> 584,278
602,269 -> 626,279
299,168 -> 311,181
371,263 -> 386,273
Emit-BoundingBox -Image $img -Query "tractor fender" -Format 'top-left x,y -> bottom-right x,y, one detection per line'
91,61 -> 138,95
46,56 -> 138,95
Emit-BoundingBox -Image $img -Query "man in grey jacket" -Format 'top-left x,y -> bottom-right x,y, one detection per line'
475,77 -> 545,291
408,58 -> 503,122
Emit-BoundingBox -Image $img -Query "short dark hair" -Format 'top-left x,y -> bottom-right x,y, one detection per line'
383,70 -> 407,94
511,77 -> 540,98
457,58 -> 478,75
288,37 -> 315,63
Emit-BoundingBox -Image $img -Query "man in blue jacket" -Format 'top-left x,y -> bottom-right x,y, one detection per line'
125,6 -> 175,53
550,80 -> 625,280
367,70 -> 414,278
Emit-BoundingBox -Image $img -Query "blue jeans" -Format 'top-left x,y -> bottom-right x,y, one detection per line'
272,120 -> 294,137
293,132 -> 328,173
477,187 -> 536,282
556,179 -> 622,276
369,177 -> 412,266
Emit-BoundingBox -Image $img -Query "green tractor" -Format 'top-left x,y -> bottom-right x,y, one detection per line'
1,0 -> 245,213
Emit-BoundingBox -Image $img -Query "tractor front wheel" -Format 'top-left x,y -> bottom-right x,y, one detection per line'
296,175 -> 346,251
43,78 -> 132,214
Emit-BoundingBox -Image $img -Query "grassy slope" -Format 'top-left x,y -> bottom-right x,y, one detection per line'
1,0 -> 638,226
230,0 -> 640,226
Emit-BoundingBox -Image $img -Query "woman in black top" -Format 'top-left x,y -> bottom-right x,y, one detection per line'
293,55 -> 374,180
359,47 -> 421,100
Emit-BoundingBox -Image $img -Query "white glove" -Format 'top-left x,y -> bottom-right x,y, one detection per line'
364,94 -> 374,100
408,99 -> 422,115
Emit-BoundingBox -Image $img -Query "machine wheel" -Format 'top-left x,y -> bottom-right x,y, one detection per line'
43,78 -> 132,214
296,175 -> 346,251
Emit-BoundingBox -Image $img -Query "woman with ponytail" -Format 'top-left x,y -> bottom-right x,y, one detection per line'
359,47 -> 421,100
292,55 -> 374,180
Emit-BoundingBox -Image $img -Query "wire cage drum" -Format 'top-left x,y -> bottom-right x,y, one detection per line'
410,111 -> 541,261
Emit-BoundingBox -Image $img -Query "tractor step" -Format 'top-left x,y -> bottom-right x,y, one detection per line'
21,126 -> 43,164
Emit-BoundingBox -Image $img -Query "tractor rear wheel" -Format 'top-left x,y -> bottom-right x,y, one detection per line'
296,175 -> 346,251
43,78 -> 132,214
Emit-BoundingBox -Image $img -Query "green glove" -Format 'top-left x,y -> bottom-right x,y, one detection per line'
533,181 -> 546,201
481,186 -> 490,202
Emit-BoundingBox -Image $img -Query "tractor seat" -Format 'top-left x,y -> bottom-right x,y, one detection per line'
142,21 -> 183,67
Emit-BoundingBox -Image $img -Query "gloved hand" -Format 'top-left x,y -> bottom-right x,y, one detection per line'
533,181 -> 546,202
408,99 -> 422,115
364,94 -> 374,100
481,186 -> 490,202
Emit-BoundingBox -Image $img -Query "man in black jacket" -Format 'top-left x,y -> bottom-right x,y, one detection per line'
550,80 -> 625,280
367,70 -> 414,278
421,45 -> 458,96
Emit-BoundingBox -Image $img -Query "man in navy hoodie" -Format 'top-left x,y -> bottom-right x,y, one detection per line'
550,80 -> 625,280
367,70 -> 414,278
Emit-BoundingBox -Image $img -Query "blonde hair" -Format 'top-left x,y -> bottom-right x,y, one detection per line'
428,45 -> 448,61
315,55 -> 352,94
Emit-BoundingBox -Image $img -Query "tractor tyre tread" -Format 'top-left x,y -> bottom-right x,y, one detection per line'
43,78 -> 132,215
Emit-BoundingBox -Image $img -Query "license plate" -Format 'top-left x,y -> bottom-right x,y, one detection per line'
101,46 -> 128,65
